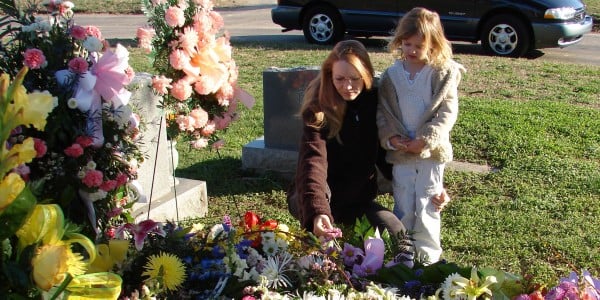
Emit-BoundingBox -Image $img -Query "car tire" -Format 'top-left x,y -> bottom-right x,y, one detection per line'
481,14 -> 531,57
302,5 -> 344,45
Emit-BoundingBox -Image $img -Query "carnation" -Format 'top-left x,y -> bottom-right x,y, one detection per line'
64,143 -> 84,157
70,25 -> 87,40
82,169 -> 103,188
165,6 -> 186,27
23,48 -> 47,69
68,57 -> 88,73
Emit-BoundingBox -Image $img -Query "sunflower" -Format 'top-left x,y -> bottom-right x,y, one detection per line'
142,252 -> 186,291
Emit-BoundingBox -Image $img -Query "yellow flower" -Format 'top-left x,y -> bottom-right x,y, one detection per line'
16,204 -> 97,291
0,137 -> 36,177
0,173 -> 25,213
16,203 -> 65,249
31,242 -> 86,291
21,90 -> 57,130
88,239 -> 130,273
142,252 -> 186,291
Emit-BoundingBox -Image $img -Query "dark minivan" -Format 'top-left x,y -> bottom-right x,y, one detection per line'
271,0 -> 593,57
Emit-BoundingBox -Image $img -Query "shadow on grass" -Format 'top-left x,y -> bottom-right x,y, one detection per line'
174,156 -> 291,197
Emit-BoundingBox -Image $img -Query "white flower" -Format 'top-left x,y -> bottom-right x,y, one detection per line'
86,161 -> 97,170
261,253 -> 293,289
67,97 -> 78,109
207,224 -> 225,242
83,36 -> 103,52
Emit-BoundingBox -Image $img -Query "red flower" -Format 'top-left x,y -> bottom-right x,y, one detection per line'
261,219 -> 278,230
33,138 -> 47,158
244,211 -> 260,229
76,136 -> 94,148
64,143 -> 84,157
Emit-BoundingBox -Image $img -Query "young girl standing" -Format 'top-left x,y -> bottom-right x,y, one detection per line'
377,7 -> 465,263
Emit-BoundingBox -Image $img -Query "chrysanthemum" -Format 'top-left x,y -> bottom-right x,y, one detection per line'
261,252 -> 293,289
142,252 -> 186,291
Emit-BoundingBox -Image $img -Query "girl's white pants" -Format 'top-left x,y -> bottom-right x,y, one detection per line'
392,158 -> 444,263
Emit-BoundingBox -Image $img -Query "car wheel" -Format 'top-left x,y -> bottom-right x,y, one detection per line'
302,6 -> 344,45
481,14 -> 530,57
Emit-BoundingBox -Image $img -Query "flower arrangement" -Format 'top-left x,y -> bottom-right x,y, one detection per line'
137,0 -> 254,149
105,211 -> 538,299
0,67 -> 124,299
0,0 -> 144,237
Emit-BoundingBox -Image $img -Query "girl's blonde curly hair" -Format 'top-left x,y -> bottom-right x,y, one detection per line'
388,7 -> 453,68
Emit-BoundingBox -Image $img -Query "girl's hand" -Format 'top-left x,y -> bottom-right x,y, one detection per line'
403,139 -> 425,154
432,189 -> 451,211
390,135 -> 409,150
313,214 -> 336,238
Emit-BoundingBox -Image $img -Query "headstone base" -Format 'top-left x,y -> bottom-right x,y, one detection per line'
131,177 -> 208,223
242,137 -> 297,179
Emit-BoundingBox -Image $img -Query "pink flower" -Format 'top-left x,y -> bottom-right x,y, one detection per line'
200,120 -> 216,136
33,138 -> 47,158
64,143 -> 84,157
193,79 -> 211,95
136,26 -> 156,53
190,138 -> 209,149
115,220 -> 166,250
190,108 -> 208,129
169,49 -> 190,70
165,6 -> 185,27
100,179 -> 118,192
125,66 -> 135,84
176,114 -> 195,132
23,48 -> 47,69
116,173 -> 129,186
68,57 -> 88,73
152,75 -> 172,95
209,10 -> 224,34
76,136 -> 94,148
211,139 -> 225,150
70,25 -> 87,40
85,25 -> 102,39
193,12 -> 211,39
178,27 -> 199,55
170,79 -> 193,101
82,169 -> 104,188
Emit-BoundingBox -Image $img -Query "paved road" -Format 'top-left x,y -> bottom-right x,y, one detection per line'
76,6 -> 600,66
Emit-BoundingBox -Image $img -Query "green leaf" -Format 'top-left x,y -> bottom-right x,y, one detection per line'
0,186 -> 36,240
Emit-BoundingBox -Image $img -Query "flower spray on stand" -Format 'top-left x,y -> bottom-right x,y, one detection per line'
138,0 -> 255,150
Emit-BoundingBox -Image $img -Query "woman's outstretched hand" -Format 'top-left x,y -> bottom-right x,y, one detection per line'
432,189 -> 451,211
313,214 -> 338,238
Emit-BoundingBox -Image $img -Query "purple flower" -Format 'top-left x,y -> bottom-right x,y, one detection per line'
342,243 -> 364,267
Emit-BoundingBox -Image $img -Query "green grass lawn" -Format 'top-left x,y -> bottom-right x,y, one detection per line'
80,0 -> 600,287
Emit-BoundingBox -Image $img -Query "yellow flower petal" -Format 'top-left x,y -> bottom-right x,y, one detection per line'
16,204 -> 64,249
142,252 -> 186,291
22,91 -> 57,130
0,137 -> 36,176
31,244 -> 70,291
0,173 -> 25,213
